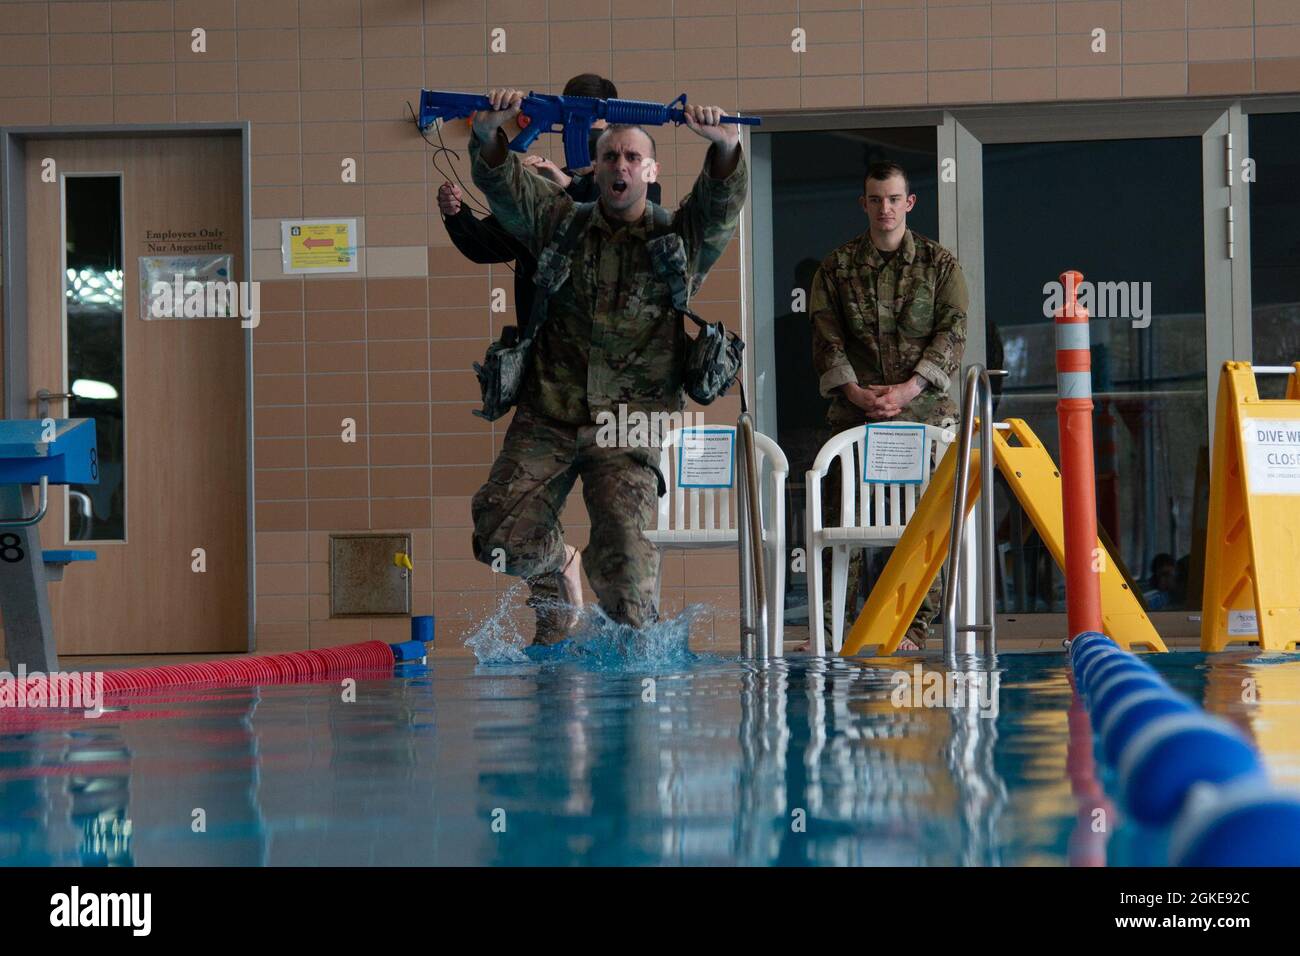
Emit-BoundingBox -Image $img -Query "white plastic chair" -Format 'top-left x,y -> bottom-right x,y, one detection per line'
805,422 -> 956,656
648,425 -> 789,656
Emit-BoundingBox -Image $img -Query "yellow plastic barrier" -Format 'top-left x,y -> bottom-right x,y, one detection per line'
1201,362 -> 1300,651
840,418 -> 1167,656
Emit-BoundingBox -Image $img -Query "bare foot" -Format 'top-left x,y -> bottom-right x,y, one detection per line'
561,545 -> 584,629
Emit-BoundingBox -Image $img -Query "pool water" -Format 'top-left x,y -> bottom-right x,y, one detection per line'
2,618 -> 1298,866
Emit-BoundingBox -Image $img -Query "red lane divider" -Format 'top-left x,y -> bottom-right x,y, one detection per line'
1,641 -> 397,716
99,641 -> 396,693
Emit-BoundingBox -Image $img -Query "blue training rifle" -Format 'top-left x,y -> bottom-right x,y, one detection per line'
417,90 -> 761,170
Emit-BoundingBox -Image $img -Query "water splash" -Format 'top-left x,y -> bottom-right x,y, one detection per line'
532,604 -> 710,672
462,582 -> 532,664
465,591 -> 712,672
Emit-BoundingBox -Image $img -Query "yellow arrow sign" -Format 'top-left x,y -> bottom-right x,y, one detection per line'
281,219 -> 357,273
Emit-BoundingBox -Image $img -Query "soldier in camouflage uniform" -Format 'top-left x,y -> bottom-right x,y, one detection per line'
468,89 -> 748,644
809,161 -> 968,650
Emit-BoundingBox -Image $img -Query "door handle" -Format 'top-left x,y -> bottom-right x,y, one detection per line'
33,388 -> 75,419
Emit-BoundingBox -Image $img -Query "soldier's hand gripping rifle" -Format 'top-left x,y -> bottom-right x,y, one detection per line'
418,90 -> 760,170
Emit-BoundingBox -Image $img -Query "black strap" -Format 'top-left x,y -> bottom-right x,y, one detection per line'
645,203 -> 709,332
645,202 -> 744,406
648,202 -> 673,236
520,201 -> 596,348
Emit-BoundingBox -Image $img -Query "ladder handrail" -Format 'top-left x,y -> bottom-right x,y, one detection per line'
940,365 -> 1006,663
736,412 -> 769,659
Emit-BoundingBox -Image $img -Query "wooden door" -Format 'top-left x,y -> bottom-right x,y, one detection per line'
12,134 -> 247,654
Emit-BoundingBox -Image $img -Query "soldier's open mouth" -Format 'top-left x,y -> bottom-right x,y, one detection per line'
612,179 -> 628,195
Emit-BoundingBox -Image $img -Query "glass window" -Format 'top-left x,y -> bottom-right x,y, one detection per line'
766,127 -> 938,624
64,175 -> 125,541
1248,112 -> 1300,400
982,137 -> 1207,614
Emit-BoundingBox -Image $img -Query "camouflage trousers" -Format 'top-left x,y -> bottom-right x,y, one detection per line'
471,405 -> 664,644
820,421 -> 943,648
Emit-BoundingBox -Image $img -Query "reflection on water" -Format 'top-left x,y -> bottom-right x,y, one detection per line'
1,647 -> 1298,866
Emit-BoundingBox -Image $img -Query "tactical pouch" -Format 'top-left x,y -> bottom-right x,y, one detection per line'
471,325 -> 525,422
684,314 -> 745,405
471,204 -> 594,421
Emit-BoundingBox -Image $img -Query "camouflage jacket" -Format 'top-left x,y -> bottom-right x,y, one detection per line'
810,228 -> 968,429
470,130 -> 748,425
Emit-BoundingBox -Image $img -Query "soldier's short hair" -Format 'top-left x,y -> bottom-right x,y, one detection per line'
865,161 -> 911,196
596,124 -> 657,160
563,73 -> 618,99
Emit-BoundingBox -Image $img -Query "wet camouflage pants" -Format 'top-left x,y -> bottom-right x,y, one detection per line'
471,405 -> 663,644
820,424 -> 943,648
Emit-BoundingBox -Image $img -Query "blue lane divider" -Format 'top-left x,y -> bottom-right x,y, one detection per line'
1067,631 -> 1300,865
1169,779 -> 1300,866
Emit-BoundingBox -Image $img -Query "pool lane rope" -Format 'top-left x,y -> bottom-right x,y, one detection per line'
1053,275 -> 1300,864
1,639 -> 429,705
1068,631 -> 1300,866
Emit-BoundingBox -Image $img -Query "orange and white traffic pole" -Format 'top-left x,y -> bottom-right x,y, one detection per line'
1056,270 -> 1103,638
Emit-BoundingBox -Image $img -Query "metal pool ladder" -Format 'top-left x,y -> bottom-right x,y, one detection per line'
737,412 -> 771,660
940,365 -> 1007,664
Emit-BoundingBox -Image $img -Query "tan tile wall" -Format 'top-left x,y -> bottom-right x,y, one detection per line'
1,0 -> 1298,652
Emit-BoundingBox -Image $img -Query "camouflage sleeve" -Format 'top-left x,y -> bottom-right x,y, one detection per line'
469,128 -> 571,258
809,264 -> 858,397
675,144 -> 748,293
913,257 -> 968,393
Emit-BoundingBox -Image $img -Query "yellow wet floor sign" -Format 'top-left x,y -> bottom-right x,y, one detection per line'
1201,362 -> 1300,651
840,418 -> 1167,656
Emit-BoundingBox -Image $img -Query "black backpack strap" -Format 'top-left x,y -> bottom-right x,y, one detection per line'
643,201 -> 745,406
559,200 -> 597,252
520,201 -> 595,347
648,202 -> 673,237
644,204 -> 708,331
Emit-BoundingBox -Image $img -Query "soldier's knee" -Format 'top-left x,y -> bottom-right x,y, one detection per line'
470,491 -> 503,563
471,511 -> 563,579
471,482 -> 528,569
470,527 -> 501,567
470,511 -> 526,573
471,522 -> 528,572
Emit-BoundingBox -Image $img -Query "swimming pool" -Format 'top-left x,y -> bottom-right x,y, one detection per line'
2,628 -> 1297,866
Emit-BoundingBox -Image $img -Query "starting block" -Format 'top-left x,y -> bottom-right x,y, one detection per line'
0,418 -> 99,672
